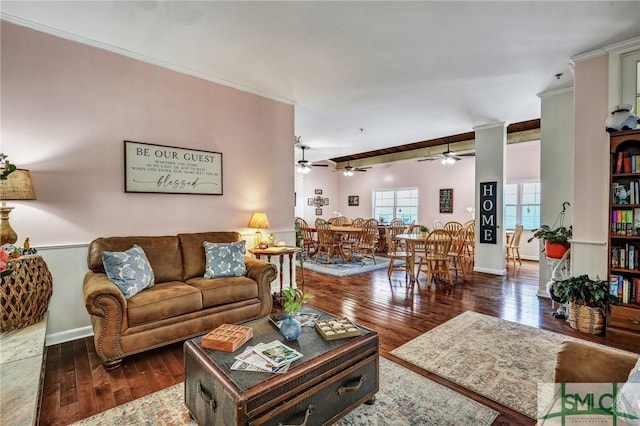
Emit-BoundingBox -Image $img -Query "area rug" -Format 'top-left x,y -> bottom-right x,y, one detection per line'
391,310 -> 632,419
303,256 -> 401,277
72,357 -> 499,425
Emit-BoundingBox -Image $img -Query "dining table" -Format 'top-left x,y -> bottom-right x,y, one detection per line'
395,233 -> 428,281
301,226 -> 364,262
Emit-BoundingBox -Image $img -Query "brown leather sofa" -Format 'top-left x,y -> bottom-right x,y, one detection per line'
83,231 -> 276,369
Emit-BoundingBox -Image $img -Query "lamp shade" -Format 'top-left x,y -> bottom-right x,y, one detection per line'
247,212 -> 270,229
0,169 -> 36,200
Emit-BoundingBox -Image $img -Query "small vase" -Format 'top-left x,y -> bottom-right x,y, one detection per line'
280,315 -> 302,341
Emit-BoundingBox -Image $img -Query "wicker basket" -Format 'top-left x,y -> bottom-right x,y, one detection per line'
1,255 -> 53,332
567,301 -> 604,335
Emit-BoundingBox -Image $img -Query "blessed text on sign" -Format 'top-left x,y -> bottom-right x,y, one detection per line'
124,141 -> 222,195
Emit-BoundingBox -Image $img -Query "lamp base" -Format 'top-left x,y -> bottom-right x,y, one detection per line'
254,230 -> 263,248
0,205 -> 17,245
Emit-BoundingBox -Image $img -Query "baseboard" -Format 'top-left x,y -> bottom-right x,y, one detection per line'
473,266 -> 507,275
45,325 -> 93,346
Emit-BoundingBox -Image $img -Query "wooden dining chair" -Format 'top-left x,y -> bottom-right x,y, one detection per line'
463,220 -> 475,272
443,221 -> 463,235
314,218 -> 342,263
295,217 -> 317,257
388,218 -> 408,251
506,224 -> 524,266
448,227 -> 468,280
352,219 -> 379,264
416,230 -> 453,286
433,219 -> 444,229
329,216 -> 351,226
386,232 -> 411,281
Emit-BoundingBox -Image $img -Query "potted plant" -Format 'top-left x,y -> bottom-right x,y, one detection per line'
419,225 -> 429,237
554,274 -> 620,334
279,288 -> 314,341
527,224 -> 573,259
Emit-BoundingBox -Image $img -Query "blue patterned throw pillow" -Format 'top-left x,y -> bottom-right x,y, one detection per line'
102,244 -> 155,299
203,240 -> 247,278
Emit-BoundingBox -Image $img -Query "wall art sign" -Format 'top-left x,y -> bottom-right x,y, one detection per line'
439,188 -> 453,213
479,181 -> 497,244
348,195 -> 359,206
124,141 -> 222,195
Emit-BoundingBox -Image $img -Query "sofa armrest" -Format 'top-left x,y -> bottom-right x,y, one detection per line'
83,272 -> 128,330
244,257 -> 277,315
555,340 -> 638,383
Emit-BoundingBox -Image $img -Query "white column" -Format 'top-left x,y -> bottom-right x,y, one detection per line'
474,122 -> 507,275
538,87 -> 575,296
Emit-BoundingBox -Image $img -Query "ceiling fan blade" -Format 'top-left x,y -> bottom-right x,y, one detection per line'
418,157 -> 438,162
312,164 -> 329,167
355,169 -> 367,172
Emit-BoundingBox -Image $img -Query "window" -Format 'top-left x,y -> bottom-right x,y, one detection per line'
373,188 -> 418,224
505,182 -> 540,230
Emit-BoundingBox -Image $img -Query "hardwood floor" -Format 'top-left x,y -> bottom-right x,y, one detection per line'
39,260 -> 638,425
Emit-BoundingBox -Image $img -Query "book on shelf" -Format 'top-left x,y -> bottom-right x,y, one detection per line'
633,278 -> 640,304
610,275 -> 621,296
624,152 -> 632,173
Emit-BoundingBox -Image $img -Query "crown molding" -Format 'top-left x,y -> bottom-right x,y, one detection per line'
537,86 -> 573,99
571,36 -> 640,64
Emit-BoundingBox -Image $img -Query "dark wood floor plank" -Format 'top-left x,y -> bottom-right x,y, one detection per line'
73,338 -> 97,420
39,260 -> 638,425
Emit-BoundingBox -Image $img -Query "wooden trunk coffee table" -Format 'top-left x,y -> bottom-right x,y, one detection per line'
184,307 -> 379,425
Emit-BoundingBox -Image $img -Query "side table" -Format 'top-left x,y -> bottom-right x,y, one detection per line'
1,255 -> 53,332
248,247 -> 303,304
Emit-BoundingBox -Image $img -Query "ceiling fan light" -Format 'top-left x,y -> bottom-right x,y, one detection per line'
446,157 -> 456,165
441,158 -> 447,165
344,170 -> 354,176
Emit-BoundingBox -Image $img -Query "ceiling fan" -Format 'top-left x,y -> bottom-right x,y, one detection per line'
418,143 -> 475,165
336,161 -> 371,176
295,138 -> 328,174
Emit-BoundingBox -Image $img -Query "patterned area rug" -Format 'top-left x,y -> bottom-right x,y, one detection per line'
303,256 -> 401,277
391,310 -> 630,419
72,357 -> 498,425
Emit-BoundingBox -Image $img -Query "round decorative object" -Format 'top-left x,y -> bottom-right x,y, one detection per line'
1,255 -> 53,332
280,315 -> 302,341
567,301 -> 604,335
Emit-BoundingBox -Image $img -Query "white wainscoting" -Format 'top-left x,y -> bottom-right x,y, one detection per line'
37,230 -> 297,346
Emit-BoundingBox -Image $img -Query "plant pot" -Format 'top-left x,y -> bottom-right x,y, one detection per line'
545,242 -> 570,259
568,301 -> 604,335
280,315 -> 302,341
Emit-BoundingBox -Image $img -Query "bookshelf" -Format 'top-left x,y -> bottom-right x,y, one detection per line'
608,128 -> 640,347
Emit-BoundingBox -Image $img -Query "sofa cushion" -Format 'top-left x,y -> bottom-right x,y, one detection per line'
617,357 -> 640,419
204,240 -> 247,278
89,236 -> 183,283
102,244 -> 155,299
186,276 -> 258,308
178,232 -> 242,280
127,281 -> 203,327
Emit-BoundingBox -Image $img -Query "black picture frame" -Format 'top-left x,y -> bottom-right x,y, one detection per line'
315,208 -> 323,216
439,188 -> 453,213
315,189 -> 323,195
348,195 -> 359,206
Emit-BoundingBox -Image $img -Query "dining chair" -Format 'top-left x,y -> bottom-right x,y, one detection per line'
416,230 -> 453,286
506,224 -> 524,266
443,221 -> 463,235
385,232 -> 411,281
433,219 -> 444,229
314,218 -> 342,263
329,216 -> 351,226
295,217 -> 317,257
463,220 -> 475,271
388,218 -> 408,251
352,219 -> 379,264
448,227 -> 468,280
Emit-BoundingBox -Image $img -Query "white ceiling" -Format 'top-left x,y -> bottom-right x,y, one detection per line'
2,1 -> 640,163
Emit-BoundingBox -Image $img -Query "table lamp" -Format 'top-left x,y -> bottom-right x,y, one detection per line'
247,212 -> 270,248
0,169 -> 36,245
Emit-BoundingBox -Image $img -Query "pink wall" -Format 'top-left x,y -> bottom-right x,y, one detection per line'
1,22 -> 294,246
